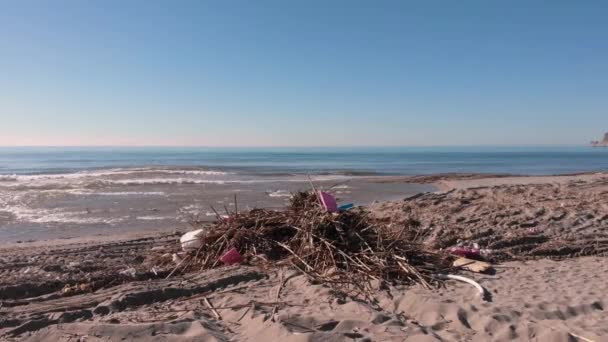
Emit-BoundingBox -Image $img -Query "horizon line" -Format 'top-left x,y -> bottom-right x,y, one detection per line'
0,144 -> 591,149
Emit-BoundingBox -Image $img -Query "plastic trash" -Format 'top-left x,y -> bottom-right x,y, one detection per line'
220,247 -> 242,265
453,257 -> 492,273
318,191 -> 338,212
448,247 -> 481,258
338,203 -> 354,212
180,228 -> 206,252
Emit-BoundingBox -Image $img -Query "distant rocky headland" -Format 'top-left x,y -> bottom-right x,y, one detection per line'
591,132 -> 608,147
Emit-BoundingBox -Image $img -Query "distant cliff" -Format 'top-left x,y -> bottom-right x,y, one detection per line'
591,132 -> 608,147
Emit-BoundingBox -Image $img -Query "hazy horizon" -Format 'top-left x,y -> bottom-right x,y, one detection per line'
0,144 -> 601,149
2,1 -> 607,146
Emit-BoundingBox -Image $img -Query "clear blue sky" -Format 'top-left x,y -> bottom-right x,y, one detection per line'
1,1 -> 607,146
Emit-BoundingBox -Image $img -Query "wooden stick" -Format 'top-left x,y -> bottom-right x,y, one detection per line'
209,205 -> 222,220
271,270 -> 286,322
276,242 -> 314,271
165,255 -> 191,279
307,174 -> 323,206
237,303 -> 254,322
203,297 -> 222,320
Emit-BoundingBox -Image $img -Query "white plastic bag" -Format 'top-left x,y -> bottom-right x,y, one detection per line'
180,228 -> 206,252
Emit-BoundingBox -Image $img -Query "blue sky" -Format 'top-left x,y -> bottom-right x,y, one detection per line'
1,1 -> 607,146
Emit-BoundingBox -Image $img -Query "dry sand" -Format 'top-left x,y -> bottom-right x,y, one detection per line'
1,173 -> 607,341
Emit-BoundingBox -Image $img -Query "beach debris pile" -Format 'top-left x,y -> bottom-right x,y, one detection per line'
178,190 -> 453,296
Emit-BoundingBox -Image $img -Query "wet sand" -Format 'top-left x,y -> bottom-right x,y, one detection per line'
1,172 -> 607,341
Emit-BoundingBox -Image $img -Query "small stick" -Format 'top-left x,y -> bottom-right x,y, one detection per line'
306,174 -> 318,193
307,174 -> 323,206
276,241 -> 314,271
209,205 -> 222,220
237,303 -> 254,322
166,255 -> 191,279
271,270 -> 286,322
234,194 -> 238,215
203,297 -> 222,320
566,331 -> 595,342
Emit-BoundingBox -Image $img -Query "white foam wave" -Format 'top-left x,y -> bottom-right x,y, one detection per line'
65,189 -> 166,196
136,215 -> 173,221
3,205 -> 126,224
5,168 -> 229,182
105,175 -> 351,186
267,190 -> 292,198
0,171 -> 354,193
108,178 -> 227,185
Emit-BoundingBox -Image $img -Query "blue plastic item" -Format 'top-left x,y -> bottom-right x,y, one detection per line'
338,203 -> 354,211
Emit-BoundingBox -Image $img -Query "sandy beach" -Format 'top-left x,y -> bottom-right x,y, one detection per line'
1,172 -> 607,341
4,1 -> 608,340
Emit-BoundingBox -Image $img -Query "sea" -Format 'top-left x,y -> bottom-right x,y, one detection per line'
2,146 -> 608,177
1,146 -> 606,242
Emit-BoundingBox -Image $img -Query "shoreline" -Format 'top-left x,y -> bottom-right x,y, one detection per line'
2,171 -> 607,246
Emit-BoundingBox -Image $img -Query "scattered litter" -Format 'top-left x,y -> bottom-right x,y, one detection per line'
338,203 -> 354,212
180,229 -> 206,251
453,257 -> 493,273
172,253 -> 182,264
448,247 -> 481,258
318,191 -> 338,212
437,274 -> 488,300
220,247 -> 243,265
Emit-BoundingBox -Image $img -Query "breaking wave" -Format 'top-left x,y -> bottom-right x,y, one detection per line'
1,205 -> 126,225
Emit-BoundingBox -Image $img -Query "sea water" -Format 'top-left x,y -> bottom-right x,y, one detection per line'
1,146 -> 607,176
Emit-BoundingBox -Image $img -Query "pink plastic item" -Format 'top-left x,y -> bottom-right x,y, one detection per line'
448,247 -> 481,258
318,191 -> 338,212
220,247 -> 243,265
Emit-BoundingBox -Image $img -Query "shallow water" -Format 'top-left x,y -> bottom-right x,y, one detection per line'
0,166 -> 432,242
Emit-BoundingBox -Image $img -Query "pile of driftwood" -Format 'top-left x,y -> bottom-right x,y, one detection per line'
185,191 -> 452,296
